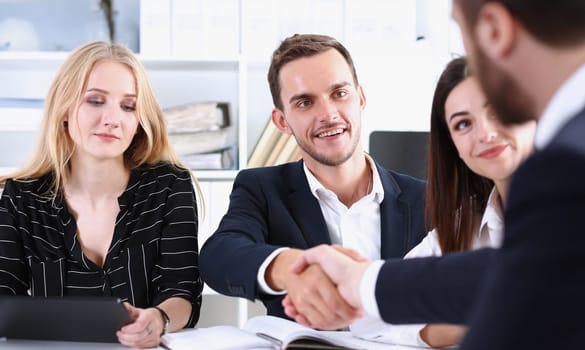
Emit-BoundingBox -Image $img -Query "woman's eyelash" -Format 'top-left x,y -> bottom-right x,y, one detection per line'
88,98 -> 104,105
122,104 -> 136,112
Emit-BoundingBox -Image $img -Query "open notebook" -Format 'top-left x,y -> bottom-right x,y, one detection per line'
164,315 -> 366,350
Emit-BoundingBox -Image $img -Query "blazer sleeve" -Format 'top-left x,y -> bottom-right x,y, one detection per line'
460,146 -> 585,350
199,170 -> 282,301
375,248 -> 493,325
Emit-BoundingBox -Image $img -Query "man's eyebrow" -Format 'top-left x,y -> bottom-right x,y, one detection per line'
330,81 -> 351,90
287,81 -> 352,105
288,92 -> 315,105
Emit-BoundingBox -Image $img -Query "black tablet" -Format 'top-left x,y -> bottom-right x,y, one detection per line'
0,296 -> 132,343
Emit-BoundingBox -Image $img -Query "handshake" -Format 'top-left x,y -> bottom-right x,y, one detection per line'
277,245 -> 374,330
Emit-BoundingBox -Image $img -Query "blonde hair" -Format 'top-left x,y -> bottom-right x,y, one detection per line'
1,41 -> 202,211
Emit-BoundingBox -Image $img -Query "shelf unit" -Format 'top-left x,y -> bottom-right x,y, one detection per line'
0,0 -> 458,328
0,51 -> 246,161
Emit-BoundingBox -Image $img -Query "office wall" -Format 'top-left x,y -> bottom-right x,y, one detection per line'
0,0 -> 464,327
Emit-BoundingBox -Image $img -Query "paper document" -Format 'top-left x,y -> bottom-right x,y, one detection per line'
164,316 -> 366,349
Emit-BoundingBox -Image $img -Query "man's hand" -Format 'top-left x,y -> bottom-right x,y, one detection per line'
420,324 -> 467,348
266,249 -> 361,330
290,244 -> 372,309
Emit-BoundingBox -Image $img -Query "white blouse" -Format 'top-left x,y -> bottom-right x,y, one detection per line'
350,187 -> 504,347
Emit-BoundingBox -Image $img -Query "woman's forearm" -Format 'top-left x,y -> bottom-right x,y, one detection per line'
156,297 -> 193,332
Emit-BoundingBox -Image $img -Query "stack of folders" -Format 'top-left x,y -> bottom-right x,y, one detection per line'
248,118 -> 301,168
165,102 -> 236,170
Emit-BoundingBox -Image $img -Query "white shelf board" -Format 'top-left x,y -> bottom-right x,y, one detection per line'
193,169 -> 238,181
0,51 -> 240,71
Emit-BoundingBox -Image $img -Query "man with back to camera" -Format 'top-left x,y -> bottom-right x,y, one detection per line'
289,1 -> 585,348
199,34 -> 427,331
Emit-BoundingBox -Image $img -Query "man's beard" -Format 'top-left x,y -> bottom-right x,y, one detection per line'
291,127 -> 360,167
473,46 -> 536,125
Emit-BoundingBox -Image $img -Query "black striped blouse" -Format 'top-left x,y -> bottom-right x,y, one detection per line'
0,162 -> 202,326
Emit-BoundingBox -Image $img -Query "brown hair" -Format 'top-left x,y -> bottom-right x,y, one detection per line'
267,34 -> 359,110
456,0 -> 585,47
426,57 -> 493,253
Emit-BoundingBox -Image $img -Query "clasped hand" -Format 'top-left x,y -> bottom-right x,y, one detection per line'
281,245 -> 372,329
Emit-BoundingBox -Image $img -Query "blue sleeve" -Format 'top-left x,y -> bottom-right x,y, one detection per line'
199,170 -> 281,301
375,248 -> 492,325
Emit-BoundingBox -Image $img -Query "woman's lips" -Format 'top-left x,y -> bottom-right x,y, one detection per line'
478,144 -> 507,158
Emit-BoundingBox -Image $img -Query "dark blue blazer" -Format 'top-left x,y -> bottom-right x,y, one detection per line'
374,107 -> 585,349
200,159 -> 427,319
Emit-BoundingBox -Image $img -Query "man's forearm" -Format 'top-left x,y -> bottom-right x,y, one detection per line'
265,249 -> 302,291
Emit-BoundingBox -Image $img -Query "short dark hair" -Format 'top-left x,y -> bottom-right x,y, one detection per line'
267,34 -> 359,110
426,57 -> 493,253
456,0 -> 585,47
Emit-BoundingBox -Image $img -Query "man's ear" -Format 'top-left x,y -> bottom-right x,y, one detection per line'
271,108 -> 292,135
475,2 -> 517,60
357,85 -> 366,110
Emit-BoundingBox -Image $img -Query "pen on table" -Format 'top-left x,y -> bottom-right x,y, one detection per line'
159,339 -> 172,350
256,332 -> 283,347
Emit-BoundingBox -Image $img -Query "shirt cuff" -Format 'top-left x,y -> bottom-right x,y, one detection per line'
257,247 -> 289,295
360,260 -> 384,319
350,316 -> 430,347
416,328 -> 432,347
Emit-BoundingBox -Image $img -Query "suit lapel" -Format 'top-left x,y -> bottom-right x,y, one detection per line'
377,162 -> 410,259
286,161 -> 331,247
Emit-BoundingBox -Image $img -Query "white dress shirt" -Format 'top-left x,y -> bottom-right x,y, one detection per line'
257,154 -> 384,294
355,188 -> 504,346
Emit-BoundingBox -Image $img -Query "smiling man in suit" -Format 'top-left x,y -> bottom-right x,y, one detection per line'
290,1 -> 585,348
199,34 -> 427,330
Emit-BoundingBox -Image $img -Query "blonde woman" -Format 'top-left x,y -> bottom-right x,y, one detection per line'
0,41 -> 202,348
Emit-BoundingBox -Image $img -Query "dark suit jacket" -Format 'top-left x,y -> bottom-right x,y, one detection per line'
374,107 -> 585,349
200,159 -> 427,319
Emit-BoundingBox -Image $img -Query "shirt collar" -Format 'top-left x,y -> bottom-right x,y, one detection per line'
535,63 -> 585,149
478,187 -> 504,241
303,153 -> 384,204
